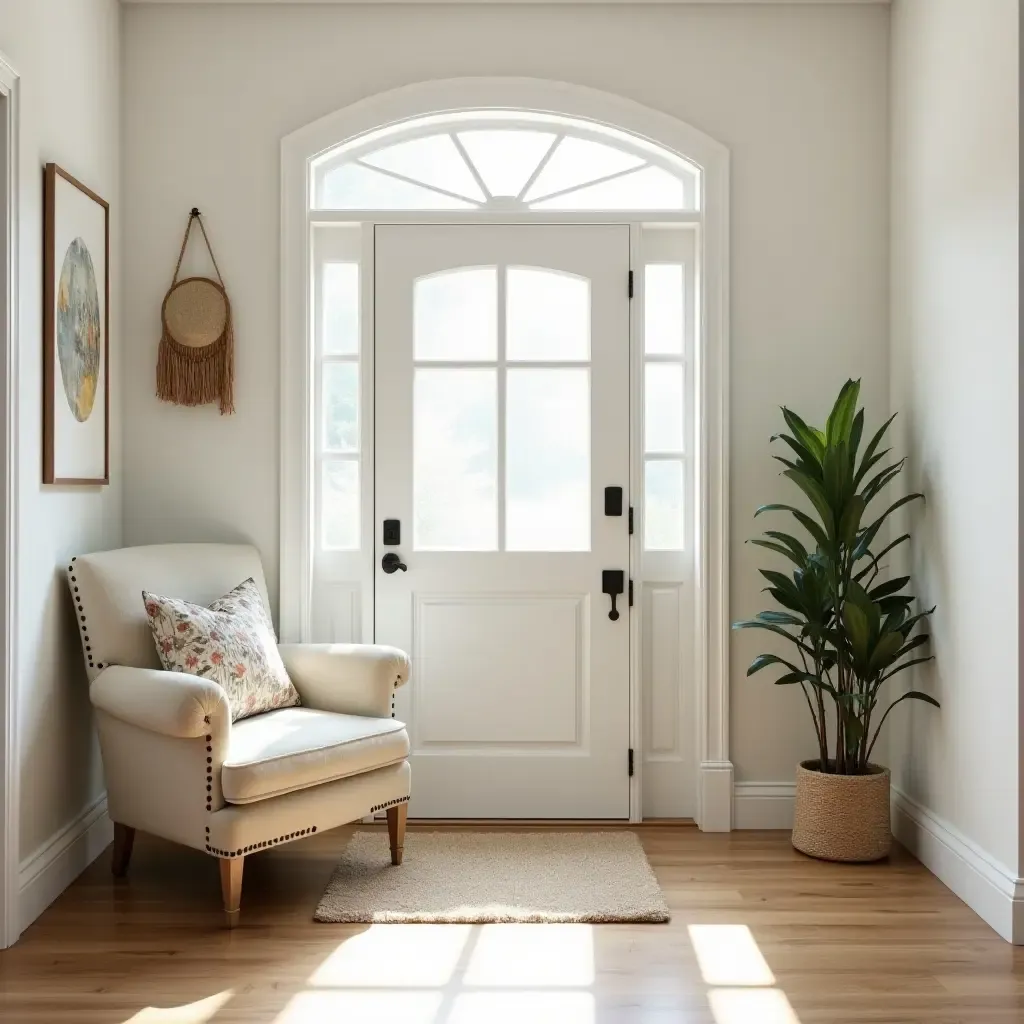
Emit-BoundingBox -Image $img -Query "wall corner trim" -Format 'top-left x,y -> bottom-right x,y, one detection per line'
891,786 -> 1024,944
17,793 -> 111,937
697,760 -> 734,831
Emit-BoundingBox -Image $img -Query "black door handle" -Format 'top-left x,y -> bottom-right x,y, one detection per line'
602,569 -> 625,621
382,552 -> 407,574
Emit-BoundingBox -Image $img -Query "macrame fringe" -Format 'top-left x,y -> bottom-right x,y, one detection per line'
156,318 -> 235,415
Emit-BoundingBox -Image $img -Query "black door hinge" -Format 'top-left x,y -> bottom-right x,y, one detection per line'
628,270 -> 634,299
628,506 -> 634,534
628,579 -> 634,606
628,748 -> 635,776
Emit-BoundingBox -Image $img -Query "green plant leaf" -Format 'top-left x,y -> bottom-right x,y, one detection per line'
826,379 -> 860,447
755,610 -> 806,625
859,493 -> 926,546
783,470 -> 835,538
879,655 -> 935,682
749,538 -> 806,567
868,576 -> 911,600
843,600 -> 871,664
862,460 -> 907,504
868,630 -> 905,673
782,408 -> 826,464
854,413 -> 897,487
746,653 -> 800,676
839,494 -> 867,548
755,504 -> 832,553
764,530 -> 810,563
849,408 -> 865,462
771,433 -> 822,476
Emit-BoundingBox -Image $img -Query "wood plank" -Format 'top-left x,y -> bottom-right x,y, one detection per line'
0,827 -> 1021,1023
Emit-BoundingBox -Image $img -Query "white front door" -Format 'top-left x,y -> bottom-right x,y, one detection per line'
375,224 -> 631,818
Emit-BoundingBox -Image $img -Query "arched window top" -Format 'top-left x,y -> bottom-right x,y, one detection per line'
310,110 -> 701,212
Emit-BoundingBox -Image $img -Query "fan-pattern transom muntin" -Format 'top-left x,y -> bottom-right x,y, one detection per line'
311,112 -> 701,212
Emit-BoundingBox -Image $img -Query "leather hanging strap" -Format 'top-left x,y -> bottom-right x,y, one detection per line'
172,207 -> 226,287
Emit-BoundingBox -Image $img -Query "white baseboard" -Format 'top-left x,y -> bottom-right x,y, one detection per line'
733,782 -> 795,829
17,792 -> 111,936
891,786 -> 1024,944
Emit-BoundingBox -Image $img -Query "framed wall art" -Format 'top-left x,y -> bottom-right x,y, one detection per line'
43,162 -> 109,485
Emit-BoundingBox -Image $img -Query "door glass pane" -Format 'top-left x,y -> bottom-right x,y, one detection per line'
323,361 -> 359,452
322,263 -> 359,355
506,369 -> 590,552
361,135 -> 485,202
415,369 -> 498,550
645,363 -> 684,453
645,460 -> 684,550
644,264 -> 683,355
456,130 -> 556,198
506,268 -> 590,362
532,166 -> 685,210
318,163 -> 477,210
524,137 -> 645,202
415,268 -> 498,361
323,460 -> 359,550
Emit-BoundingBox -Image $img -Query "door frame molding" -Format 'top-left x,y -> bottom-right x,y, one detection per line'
0,49 -> 21,947
281,77 -> 732,830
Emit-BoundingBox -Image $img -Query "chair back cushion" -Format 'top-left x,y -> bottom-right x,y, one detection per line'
68,543 -> 271,681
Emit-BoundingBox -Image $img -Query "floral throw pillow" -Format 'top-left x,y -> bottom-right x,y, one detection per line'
143,577 -> 300,722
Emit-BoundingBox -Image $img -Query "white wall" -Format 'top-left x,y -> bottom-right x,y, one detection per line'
0,0 -> 122,928
889,0 -> 1020,939
122,2 -> 890,788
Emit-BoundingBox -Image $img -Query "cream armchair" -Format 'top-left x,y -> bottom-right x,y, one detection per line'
68,543 -> 411,927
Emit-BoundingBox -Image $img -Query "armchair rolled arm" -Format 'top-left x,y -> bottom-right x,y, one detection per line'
278,643 -> 410,719
90,665 -> 231,739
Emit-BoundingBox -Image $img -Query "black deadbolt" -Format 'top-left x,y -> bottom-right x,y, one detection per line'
604,486 -> 623,517
383,519 -> 401,545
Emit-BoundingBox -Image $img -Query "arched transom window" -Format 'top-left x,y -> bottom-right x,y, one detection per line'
310,112 -> 701,212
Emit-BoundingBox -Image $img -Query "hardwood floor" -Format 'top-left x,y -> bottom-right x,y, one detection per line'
1,825 -> 1022,1023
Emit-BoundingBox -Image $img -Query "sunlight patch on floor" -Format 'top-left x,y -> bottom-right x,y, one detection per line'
308,924 -> 472,987
275,990 -> 444,1024
463,924 -> 595,987
707,987 -> 801,1024
447,991 -> 595,1023
121,991 -> 234,1023
688,924 -> 776,986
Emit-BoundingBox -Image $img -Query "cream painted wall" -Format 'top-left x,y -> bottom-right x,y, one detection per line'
889,0 -> 1019,876
0,0 -> 122,862
122,1 -> 890,785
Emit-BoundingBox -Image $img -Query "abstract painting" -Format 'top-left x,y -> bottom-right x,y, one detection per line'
43,164 -> 109,484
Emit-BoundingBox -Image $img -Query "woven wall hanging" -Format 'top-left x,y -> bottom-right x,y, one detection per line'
157,208 -> 234,415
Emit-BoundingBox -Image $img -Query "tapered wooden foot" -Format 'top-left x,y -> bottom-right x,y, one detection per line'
111,824 -> 135,878
387,803 -> 407,866
219,856 -> 244,929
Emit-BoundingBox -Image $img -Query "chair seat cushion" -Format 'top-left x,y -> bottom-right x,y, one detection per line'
221,707 -> 409,805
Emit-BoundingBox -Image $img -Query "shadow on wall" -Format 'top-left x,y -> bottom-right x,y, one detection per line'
18,566 -> 101,861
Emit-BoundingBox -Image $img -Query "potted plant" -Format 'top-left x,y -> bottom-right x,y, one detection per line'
735,380 -> 938,862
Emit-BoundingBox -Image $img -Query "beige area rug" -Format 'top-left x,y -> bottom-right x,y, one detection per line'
314,831 -> 669,924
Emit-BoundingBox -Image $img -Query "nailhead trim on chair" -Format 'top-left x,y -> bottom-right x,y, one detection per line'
68,557 -> 98,673
369,794 -> 410,815
205,826 -> 318,859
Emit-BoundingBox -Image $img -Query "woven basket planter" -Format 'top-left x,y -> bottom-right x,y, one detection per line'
792,760 -> 892,862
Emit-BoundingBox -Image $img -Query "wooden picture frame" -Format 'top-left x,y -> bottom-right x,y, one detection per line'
42,163 -> 109,485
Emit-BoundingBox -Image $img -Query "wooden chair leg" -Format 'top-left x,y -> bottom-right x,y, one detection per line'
387,803 -> 407,866
111,824 -> 135,878
219,856 -> 244,929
